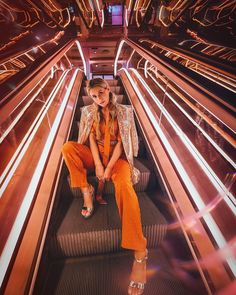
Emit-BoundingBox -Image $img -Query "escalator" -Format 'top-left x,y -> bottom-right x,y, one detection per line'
33,79 -> 206,295
1,31 -> 235,295
1,1 -> 235,294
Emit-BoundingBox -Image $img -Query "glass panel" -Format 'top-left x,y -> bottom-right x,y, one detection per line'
0,40 -> 85,280
114,40 -> 236,281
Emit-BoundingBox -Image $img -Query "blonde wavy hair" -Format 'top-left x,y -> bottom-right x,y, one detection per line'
86,78 -> 118,140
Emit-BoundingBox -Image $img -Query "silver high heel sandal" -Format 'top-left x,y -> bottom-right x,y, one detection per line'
81,184 -> 95,219
128,250 -> 148,295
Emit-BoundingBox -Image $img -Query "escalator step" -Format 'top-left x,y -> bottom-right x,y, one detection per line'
35,249 -> 192,295
69,158 -> 152,198
49,192 -> 167,258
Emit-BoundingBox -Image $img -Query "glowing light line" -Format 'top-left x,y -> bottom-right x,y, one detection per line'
140,39 -> 236,93
0,71 -> 68,197
127,49 -> 135,69
128,0 -> 133,10
114,40 -> 125,76
0,67 -> 78,287
190,67 -> 236,93
147,70 -> 236,163
132,68 -> 236,213
0,75 -> 51,144
75,41 -> 87,77
123,68 -> 236,276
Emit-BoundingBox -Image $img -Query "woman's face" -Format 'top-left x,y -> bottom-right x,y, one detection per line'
89,86 -> 110,108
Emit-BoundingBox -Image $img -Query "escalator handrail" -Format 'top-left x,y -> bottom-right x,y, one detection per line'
119,70 -> 232,292
139,38 -> 236,80
0,39 -> 76,126
2,70 -> 84,295
117,37 -> 236,133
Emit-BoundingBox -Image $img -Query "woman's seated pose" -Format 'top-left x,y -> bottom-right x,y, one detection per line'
62,78 -> 148,294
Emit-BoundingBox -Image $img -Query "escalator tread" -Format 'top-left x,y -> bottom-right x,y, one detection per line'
37,249 -> 192,295
49,188 -> 167,258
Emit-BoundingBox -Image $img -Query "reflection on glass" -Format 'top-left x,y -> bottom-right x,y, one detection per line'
114,40 -> 236,283
0,39 -> 85,286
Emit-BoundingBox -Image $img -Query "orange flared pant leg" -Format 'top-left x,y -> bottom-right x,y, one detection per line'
61,141 -> 94,188
111,159 -> 147,252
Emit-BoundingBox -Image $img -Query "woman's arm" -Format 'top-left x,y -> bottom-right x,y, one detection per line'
89,133 -> 104,179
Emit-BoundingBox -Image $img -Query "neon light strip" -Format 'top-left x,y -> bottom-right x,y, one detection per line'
62,8 -> 71,28
147,71 -> 236,167
124,68 -> 236,276
0,37 -> 68,68
95,0 -> 101,11
28,69 -> 82,294
127,49 -> 135,68
140,39 -> 236,92
89,0 -> 94,10
190,67 -> 236,93
25,53 -> 35,61
125,7 -> 128,26
144,60 -> 149,78
160,66 -> 235,134
94,0 -> 104,27
0,71 -> 68,197
117,40 -> 234,133
132,69 -> 236,213
128,0 -> 133,10
123,72 -> 212,294
0,75 -> 51,144
50,67 -> 54,78
134,0 -> 139,11
114,40 -> 125,76
64,53 -> 72,68
0,69 -> 78,287
101,9 -> 104,27
135,9 -> 140,27
195,65 -> 236,87
75,41 -> 87,77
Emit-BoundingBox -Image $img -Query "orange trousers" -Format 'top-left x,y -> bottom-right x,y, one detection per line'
62,141 -> 147,251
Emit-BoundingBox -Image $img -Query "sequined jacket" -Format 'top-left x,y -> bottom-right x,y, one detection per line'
78,103 -> 140,184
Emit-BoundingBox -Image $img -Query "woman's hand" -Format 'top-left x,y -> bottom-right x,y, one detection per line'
95,163 -> 104,180
103,166 -> 112,181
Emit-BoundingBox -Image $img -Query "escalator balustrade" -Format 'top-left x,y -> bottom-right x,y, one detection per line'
34,79 -> 200,295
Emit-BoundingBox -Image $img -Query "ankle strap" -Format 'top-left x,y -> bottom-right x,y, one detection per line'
82,184 -> 94,196
135,250 -> 148,263
135,256 -> 148,263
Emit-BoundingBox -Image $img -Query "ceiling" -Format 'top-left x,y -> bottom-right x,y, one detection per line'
1,0 -> 235,78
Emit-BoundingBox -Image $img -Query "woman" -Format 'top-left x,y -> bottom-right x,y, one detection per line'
62,78 -> 148,294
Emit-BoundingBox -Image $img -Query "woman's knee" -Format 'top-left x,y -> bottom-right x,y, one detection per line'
61,141 -> 76,156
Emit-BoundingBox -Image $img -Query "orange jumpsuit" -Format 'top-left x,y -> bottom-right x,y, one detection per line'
62,115 -> 147,252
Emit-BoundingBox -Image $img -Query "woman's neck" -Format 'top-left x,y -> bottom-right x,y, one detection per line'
102,106 -> 109,116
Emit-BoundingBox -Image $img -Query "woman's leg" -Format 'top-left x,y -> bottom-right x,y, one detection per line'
111,159 -> 147,294
62,141 -> 95,216
62,141 -> 94,188
111,158 -> 146,251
